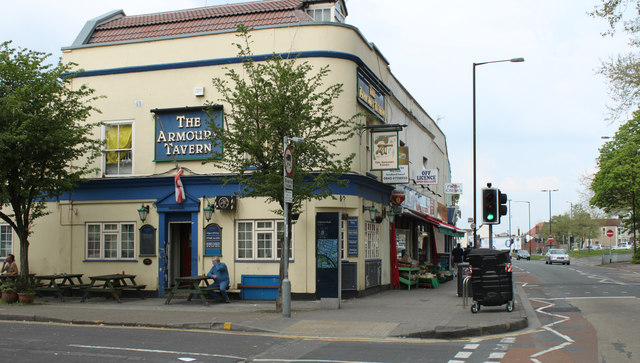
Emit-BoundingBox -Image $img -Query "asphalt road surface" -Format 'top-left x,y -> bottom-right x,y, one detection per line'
501,259 -> 640,362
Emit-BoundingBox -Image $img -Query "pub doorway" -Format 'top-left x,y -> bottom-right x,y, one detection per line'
167,222 -> 192,287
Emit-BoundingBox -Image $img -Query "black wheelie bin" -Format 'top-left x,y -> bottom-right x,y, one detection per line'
467,248 -> 514,313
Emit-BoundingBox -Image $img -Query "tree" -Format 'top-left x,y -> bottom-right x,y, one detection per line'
590,109 -> 640,254
591,1 -> 640,117
548,204 -> 601,248
0,42 -> 102,278
205,26 -> 359,311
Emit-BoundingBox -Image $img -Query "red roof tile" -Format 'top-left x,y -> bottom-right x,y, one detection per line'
87,0 -> 313,44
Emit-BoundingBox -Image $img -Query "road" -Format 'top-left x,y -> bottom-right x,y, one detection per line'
1,259 -> 638,362
497,258 -> 640,362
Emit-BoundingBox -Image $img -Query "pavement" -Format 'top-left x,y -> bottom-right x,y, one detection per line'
0,274 -> 532,340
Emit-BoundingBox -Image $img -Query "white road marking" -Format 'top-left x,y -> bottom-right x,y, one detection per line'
527,298 -> 575,362
488,352 -> 505,359
463,343 -> 479,350
69,344 -> 388,363
501,337 -> 516,344
454,351 -> 472,359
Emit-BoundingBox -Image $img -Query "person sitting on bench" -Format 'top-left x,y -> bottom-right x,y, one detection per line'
206,256 -> 230,303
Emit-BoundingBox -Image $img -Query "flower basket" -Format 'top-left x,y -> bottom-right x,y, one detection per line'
1,291 -> 18,303
17,292 -> 35,304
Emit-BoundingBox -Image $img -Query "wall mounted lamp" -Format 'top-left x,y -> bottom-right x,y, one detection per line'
363,204 -> 378,222
388,208 -> 396,224
137,204 -> 149,223
203,196 -> 214,222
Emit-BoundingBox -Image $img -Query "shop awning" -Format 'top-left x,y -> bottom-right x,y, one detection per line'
405,209 -> 465,237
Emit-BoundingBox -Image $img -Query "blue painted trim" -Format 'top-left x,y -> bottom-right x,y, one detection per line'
67,51 -> 390,94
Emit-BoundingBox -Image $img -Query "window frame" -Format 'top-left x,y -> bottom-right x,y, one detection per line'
102,120 -> 134,176
236,220 -> 292,261
85,222 -> 137,260
0,224 -> 12,258
365,221 -> 380,259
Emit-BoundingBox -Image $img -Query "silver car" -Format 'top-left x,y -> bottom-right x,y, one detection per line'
545,248 -> 570,265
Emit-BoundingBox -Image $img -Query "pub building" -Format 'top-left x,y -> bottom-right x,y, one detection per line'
4,0 -> 462,299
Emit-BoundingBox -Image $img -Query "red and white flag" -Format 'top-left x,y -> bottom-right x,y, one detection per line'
174,167 -> 185,203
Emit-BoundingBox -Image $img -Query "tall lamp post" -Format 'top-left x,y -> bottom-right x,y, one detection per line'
541,189 -> 559,248
472,57 -> 524,247
282,136 -> 304,318
513,200 -> 531,254
566,201 -> 573,249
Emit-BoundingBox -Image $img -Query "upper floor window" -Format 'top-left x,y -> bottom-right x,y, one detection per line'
307,8 -> 332,22
104,121 -> 133,176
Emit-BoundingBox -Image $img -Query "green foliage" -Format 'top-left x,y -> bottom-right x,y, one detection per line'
14,275 -> 34,294
590,110 -> 640,242
204,26 -> 359,212
0,41 -> 103,277
633,249 -> 640,263
547,204 -> 601,244
0,281 -> 16,293
591,1 -> 640,116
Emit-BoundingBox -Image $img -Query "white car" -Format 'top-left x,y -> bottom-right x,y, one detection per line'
615,243 -> 633,250
545,248 -> 570,265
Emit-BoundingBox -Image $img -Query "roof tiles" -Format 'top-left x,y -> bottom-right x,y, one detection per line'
87,0 -> 312,44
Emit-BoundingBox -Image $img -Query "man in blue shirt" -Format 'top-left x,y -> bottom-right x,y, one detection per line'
206,256 -> 230,303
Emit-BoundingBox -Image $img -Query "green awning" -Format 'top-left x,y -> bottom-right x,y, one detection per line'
438,227 -> 464,237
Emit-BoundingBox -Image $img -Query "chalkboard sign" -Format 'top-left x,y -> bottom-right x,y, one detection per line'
139,224 -> 156,256
204,224 -> 222,256
347,217 -> 358,257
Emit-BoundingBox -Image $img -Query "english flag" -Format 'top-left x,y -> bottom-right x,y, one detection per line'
174,167 -> 185,203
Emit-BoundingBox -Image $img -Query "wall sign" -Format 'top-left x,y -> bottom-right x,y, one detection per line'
204,223 -> 222,256
383,146 -> 409,184
357,71 -> 385,121
152,106 -> 222,162
371,130 -> 399,171
347,217 -> 358,257
139,225 -> 156,256
415,169 -> 438,185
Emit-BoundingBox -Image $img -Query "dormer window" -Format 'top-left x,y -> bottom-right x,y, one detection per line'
306,1 -> 346,23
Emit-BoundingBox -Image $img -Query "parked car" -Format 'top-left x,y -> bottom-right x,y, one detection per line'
516,250 -> 530,260
615,243 -> 633,250
545,248 -> 570,265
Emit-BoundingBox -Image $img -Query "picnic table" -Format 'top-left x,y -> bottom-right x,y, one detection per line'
164,275 -> 219,305
35,273 -> 86,301
81,274 -> 146,303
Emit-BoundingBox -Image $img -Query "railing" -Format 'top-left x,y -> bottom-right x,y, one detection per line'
462,276 -> 471,308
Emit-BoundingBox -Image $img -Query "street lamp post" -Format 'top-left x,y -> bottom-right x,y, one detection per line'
513,200 -> 531,254
566,201 -> 573,249
541,189 -> 559,248
282,136 -> 304,318
472,57 -> 524,247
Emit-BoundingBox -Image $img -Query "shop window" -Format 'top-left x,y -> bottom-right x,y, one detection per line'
85,222 -> 136,260
365,221 -> 380,259
0,225 -> 12,258
236,220 -> 292,261
104,121 -> 133,176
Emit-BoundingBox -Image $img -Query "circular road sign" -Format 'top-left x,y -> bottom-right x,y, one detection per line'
284,146 -> 293,176
606,229 -> 614,237
548,235 -> 554,242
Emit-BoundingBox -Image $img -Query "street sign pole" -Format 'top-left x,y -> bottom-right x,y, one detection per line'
282,137 -> 291,318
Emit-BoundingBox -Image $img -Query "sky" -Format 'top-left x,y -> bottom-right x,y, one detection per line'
1,0 -> 631,237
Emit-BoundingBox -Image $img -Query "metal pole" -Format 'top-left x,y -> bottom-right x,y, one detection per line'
282,136 -> 291,318
472,64 -> 477,248
508,199 -> 512,243
489,224 -> 493,249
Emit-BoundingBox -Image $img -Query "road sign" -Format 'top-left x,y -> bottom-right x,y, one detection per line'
548,235 -> 554,242
284,146 -> 293,176
284,189 -> 293,203
606,229 -> 614,237
284,176 -> 293,190
470,223 -> 476,229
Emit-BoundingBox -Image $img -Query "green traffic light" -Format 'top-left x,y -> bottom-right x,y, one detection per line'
487,214 -> 495,221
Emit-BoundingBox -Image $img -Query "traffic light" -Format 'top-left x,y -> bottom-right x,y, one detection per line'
482,188 -> 499,224
498,190 -> 508,223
